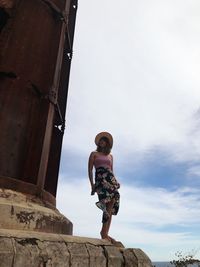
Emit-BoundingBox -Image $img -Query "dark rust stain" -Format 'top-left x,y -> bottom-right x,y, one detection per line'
35,214 -> 72,234
17,238 -> 38,246
11,205 -> 14,216
0,8 -> 10,33
35,214 -> 54,229
0,71 -> 17,79
16,211 -> 35,225
0,189 -> 11,198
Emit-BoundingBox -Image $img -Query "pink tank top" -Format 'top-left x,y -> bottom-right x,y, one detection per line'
94,154 -> 112,169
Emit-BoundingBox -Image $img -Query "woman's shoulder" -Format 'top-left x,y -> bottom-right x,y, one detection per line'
89,151 -> 98,157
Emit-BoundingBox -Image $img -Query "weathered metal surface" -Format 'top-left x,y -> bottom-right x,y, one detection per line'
0,0 -> 77,204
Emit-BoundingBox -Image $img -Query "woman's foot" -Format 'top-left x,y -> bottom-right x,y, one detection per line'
108,236 -> 117,243
100,231 -> 111,241
101,236 -> 112,242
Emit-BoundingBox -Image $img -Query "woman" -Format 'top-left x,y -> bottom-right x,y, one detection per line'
88,132 -> 120,242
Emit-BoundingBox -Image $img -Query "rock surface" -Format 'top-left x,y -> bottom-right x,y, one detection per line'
0,229 -> 152,267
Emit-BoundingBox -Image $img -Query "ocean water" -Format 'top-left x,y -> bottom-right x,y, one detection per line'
153,262 -> 199,267
153,262 -> 171,267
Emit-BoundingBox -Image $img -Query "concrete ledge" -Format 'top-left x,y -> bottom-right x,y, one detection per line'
0,189 -> 72,234
0,229 -> 152,267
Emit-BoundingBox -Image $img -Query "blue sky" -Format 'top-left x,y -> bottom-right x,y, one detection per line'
57,0 -> 200,261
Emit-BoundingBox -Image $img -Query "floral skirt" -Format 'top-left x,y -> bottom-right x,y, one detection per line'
95,167 -> 120,222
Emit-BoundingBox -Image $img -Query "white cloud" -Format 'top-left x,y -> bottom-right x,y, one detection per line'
118,186 -> 200,226
64,0 -> 200,166
187,165 -> 200,178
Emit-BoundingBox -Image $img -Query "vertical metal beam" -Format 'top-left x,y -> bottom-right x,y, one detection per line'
36,104 -> 55,192
36,0 -> 71,194
45,0 -> 78,197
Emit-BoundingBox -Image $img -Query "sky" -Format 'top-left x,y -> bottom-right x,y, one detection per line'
57,0 -> 200,261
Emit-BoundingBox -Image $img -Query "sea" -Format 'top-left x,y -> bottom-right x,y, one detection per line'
153,262 -> 199,267
153,262 -> 172,267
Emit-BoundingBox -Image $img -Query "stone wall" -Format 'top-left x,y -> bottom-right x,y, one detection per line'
0,229 -> 152,267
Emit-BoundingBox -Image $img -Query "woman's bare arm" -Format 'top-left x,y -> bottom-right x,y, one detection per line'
110,154 -> 113,172
110,154 -> 120,188
88,152 -> 95,193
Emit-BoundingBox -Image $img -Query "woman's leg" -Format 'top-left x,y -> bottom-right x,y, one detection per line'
100,198 -> 115,239
105,199 -> 115,236
100,223 -> 108,239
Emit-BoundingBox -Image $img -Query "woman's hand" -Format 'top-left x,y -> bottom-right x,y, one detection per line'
116,182 -> 120,189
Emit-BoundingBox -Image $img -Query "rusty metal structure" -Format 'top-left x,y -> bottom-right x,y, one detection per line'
0,0 -> 77,207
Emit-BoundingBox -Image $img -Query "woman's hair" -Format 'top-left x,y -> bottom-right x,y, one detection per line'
96,137 -> 111,155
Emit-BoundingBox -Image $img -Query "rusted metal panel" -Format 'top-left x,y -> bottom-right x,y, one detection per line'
0,0 -> 77,204
0,0 -> 63,180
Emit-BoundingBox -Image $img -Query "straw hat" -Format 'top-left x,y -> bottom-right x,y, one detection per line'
95,132 -> 113,148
